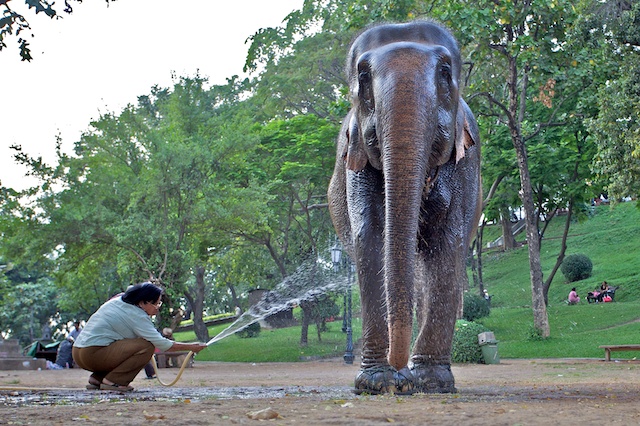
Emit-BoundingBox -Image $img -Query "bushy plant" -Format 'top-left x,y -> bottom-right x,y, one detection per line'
560,253 -> 593,282
451,319 -> 490,363
237,321 -> 261,338
462,292 -> 491,321
526,325 -> 546,341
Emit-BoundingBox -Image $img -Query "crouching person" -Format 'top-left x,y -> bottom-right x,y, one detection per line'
72,282 -> 207,391
568,287 -> 580,305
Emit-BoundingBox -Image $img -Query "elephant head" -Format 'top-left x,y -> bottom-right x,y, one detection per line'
339,21 -> 478,371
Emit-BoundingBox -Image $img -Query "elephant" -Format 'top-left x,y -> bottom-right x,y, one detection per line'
327,20 -> 482,394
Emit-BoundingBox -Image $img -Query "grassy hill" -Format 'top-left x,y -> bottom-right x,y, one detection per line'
477,201 -> 640,359
178,202 -> 640,362
483,202 -> 640,308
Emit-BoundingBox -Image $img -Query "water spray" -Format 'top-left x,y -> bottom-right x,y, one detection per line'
155,259 -> 351,386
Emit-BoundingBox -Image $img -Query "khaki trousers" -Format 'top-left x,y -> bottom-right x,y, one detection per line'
72,338 -> 155,386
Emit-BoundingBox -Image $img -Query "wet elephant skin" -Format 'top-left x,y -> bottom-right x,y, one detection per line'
328,20 -> 482,394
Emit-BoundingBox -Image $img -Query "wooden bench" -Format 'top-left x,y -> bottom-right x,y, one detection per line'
155,351 -> 193,368
599,345 -> 640,361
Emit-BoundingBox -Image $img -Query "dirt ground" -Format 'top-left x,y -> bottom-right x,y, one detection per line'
1,357 -> 639,425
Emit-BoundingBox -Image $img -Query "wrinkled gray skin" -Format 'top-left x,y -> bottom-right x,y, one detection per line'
328,21 -> 482,394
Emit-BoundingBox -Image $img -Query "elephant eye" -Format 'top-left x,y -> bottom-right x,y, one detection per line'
359,70 -> 371,85
439,63 -> 452,84
358,70 -> 375,111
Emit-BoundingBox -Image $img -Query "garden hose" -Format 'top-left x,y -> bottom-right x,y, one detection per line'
151,350 -> 195,387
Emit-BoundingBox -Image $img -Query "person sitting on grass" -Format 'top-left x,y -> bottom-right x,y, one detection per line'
72,282 -> 207,392
568,287 -> 580,305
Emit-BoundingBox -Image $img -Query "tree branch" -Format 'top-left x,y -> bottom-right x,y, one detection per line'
482,174 -> 505,210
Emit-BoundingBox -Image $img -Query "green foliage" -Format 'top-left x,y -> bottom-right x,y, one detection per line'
526,325 -> 546,342
0,277 -> 58,346
452,320 -> 490,364
560,253 -> 593,282
462,292 -> 491,321
579,1 -> 640,202
310,295 -> 340,331
236,322 -> 261,339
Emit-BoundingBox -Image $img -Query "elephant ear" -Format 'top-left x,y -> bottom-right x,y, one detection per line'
345,113 -> 368,172
454,99 -> 479,164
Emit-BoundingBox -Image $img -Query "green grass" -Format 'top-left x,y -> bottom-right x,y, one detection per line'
175,318 -> 362,362
480,303 -> 640,358
175,202 -> 640,362
477,202 -> 640,360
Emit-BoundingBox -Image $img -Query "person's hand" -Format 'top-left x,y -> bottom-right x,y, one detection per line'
191,343 -> 208,353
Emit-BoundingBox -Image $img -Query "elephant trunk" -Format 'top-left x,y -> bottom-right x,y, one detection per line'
382,87 -> 434,370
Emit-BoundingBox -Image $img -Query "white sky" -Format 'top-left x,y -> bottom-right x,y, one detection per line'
0,0 -> 303,190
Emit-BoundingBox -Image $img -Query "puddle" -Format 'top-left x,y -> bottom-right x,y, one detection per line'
0,385 -> 356,407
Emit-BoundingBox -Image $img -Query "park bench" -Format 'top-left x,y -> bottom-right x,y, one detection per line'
587,286 -> 619,303
155,351 -> 193,368
599,344 -> 640,361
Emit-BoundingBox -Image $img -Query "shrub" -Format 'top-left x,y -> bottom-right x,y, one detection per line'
451,319 -> 490,363
462,292 -> 491,321
526,325 -> 545,341
561,253 -> 593,282
236,321 -> 261,338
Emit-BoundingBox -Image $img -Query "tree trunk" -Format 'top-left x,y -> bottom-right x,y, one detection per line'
299,304 -> 311,346
476,219 -> 486,296
500,208 -> 517,250
508,58 -> 549,337
514,142 -> 549,337
470,237 -> 480,289
543,199 -> 574,305
185,266 -> 210,342
226,282 -> 240,313
169,309 -> 184,331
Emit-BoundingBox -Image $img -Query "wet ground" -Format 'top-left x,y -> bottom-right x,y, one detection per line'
1,358 -> 640,424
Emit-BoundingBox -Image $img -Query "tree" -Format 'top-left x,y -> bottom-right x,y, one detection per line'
579,1 -> 640,203
4,76 -> 264,341
431,0 -> 603,337
0,265 -> 58,346
242,114 -> 338,344
0,0 -> 110,61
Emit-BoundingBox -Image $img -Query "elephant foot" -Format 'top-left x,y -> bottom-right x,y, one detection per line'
354,366 -> 414,395
410,363 -> 457,394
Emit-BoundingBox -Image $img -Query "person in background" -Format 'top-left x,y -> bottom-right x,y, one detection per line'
72,282 -> 207,392
144,327 -> 175,378
55,321 -> 82,368
597,281 -> 610,302
568,287 -> 580,305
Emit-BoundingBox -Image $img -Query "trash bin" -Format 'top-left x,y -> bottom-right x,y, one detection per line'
478,332 -> 500,364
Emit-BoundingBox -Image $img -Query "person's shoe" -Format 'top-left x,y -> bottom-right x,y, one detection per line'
99,383 -> 134,392
86,377 -> 101,390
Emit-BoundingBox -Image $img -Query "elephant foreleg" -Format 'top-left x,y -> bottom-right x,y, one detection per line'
347,166 -> 413,395
410,243 -> 462,393
411,246 -> 463,393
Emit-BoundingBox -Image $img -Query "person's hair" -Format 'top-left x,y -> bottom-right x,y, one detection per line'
121,282 -> 163,306
571,287 -> 576,291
